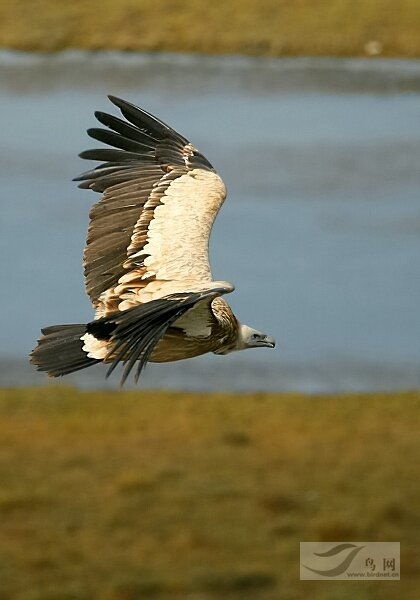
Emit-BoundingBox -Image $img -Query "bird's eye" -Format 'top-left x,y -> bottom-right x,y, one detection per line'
252,333 -> 258,339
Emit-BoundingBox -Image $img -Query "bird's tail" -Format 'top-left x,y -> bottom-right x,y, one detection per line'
30,324 -> 100,378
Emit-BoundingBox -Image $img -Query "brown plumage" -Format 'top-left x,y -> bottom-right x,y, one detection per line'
30,97 -> 275,384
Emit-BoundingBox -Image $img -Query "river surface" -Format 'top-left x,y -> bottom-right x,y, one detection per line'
1,52 -> 419,391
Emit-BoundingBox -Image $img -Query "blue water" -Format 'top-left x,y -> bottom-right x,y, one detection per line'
1,52 -> 419,391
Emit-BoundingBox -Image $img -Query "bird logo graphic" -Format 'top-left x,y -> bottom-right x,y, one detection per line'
301,543 -> 365,577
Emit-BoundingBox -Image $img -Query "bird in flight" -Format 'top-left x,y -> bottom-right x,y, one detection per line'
31,96 -> 275,384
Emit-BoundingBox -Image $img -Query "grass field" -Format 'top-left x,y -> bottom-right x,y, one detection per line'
1,0 -> 420,57
0,386 -> 418,599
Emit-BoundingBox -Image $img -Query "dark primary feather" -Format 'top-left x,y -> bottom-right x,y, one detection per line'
79,148 -> 152,163
75,96 -> 216,305
108,95 -> 189,145
75,96 -> 212,191
86,289 -> 222,385
94,111 -> 157,144
87,128 -> 155,154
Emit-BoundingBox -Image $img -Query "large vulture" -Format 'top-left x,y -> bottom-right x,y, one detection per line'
31,97 -> 275,384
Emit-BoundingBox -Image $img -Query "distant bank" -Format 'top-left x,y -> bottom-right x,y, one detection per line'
1,0 -> 420,57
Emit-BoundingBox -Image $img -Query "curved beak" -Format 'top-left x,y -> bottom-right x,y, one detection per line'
261,335 -> 276,348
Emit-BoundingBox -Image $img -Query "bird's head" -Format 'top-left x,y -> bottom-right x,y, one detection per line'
216,324 -> 276,354
237,324 -> 276,351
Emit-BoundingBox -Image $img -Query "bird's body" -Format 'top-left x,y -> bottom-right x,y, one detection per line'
31,97 -> 275,384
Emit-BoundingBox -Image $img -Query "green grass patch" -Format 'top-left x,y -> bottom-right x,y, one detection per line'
0,386 -> 418,598
1,1 -> 420,57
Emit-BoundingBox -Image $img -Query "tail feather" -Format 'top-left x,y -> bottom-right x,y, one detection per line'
30,324 -> 100,377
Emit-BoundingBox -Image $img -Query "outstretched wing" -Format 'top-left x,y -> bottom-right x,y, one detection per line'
75,96 -> 227,313
85,282 -> 234,385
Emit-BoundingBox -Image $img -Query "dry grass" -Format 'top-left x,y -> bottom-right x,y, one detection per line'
0,386 -> 418,599
1,0 -> 420,57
